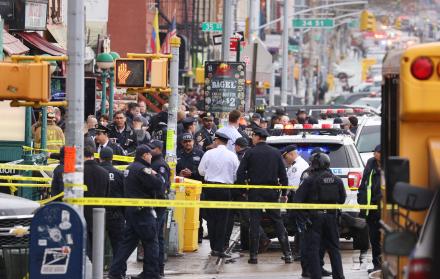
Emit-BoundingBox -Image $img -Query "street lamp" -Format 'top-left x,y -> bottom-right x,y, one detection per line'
96,52 -> 114,116
108,51 -> 120,120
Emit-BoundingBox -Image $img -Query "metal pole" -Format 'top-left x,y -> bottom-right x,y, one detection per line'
221,0 -> 232,61
250,41 -> 258,111
269,70 -> 275,106
281,0 -> 290,106
0,16 -> 3,61
41,107 -> 47,151
92,208 -> 105,279
100,70 -> 107,116
109,68 -> 115,120
64,0 -> 85,213
22,107 -> 33,199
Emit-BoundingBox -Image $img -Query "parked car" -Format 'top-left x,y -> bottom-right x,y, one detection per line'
354,117 -> 381,164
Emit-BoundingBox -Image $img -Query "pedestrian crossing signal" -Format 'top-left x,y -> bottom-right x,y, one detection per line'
115,59 -> 146,88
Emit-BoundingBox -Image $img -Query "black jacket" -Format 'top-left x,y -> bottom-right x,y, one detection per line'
151,154 -> 171,199
194,127 -> 216,151
236,147 -> 250,162
293,169 -> 346,205
84,160 -> 110,230
358,157 -> 382,206
236,142 -> 288,196
97,140 -> 125,156
124,159 -> 164,199
100,161 -> 125,217
51,164 -> 64,200
108,124 -> 137,155
176,147 -> 204,181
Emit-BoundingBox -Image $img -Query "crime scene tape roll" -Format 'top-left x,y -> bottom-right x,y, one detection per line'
64,197 -> 378,210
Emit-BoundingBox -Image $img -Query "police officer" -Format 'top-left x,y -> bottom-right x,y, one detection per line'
148,140 -> 170,277
108,111 -> 137,155
294,152 -> 346,279
108,145 -> 164,279
95,124 -> 125,156
195,112 -> 216,151
357,144 -> 382,274
177,117 -> 197,153
236,128 -> 293,264
99,147 -> 125,259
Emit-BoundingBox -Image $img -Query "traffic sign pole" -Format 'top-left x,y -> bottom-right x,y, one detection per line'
222,0 -> 232,61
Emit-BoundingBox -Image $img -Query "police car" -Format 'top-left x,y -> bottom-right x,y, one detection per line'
265,124 -> 364,239
354,116 -> 381,164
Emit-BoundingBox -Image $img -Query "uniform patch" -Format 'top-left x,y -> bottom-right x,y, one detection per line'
193,156 -> 201,161
292,167 -> 297,173
123,170 -> 129,178
143,168 -> 152,175
159,166 -> 166,173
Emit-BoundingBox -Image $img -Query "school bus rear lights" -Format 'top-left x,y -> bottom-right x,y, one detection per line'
410,57 -> 433,80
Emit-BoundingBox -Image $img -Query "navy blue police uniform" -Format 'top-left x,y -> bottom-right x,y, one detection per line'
108,145 -> 164,279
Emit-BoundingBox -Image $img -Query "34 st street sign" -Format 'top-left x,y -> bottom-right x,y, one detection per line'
292,18 -> 334,28
201,22 -> 222,32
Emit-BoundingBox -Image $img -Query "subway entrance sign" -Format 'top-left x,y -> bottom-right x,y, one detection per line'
114,58 -> 146,88
201,22 -> 222,32
292,18 -> 334,28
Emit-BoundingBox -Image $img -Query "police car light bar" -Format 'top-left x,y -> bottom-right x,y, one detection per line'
292,124 -> 341,129
320,108 -> 370,115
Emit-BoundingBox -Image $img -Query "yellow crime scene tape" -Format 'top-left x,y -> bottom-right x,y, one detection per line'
39,192 -> 64,205
0,183 -> 50,188
0,175 -> 52,182
64,197 -> 378,210
0,163 -> 56,172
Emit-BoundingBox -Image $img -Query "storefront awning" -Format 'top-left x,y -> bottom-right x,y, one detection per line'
18,32 -> 66,56
47,24 -> 67,49
2,30 -> 29,55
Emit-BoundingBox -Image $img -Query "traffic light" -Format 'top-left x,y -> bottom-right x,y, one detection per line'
360,10 -> 376,32
115,58 -> 146,88
195,67 -> 205,84
0,62 -> 50,102
150,58 -> 168,88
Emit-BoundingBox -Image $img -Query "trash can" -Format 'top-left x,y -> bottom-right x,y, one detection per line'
1,244 -> 29,279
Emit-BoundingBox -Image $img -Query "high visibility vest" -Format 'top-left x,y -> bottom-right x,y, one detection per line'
366,169 -> 375,216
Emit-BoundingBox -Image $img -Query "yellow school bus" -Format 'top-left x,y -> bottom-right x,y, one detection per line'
381,43 -> 440,278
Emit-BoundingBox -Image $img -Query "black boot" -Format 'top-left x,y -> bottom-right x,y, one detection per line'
248,254 -> 258,264
279,236 -> 293,264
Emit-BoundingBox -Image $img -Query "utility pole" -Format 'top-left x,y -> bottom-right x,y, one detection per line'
64,0 -> 85,212
222,0 -> 232,61
306,0 -> 316,105
281,0 -> 291,106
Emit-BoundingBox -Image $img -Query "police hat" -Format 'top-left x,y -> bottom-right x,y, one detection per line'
200,112 -> 214,120
182,117 -> 196,126
100,146 -> 114,160
253,128 -> 270,138
311,147 -> 325,155
135,144 -> 152,157
148,140 -> 164,150
234,137 -> 248,148
374,144 -> 381,153
252,113 -> 261,120
214,131 -> 229,142
95,124 -> 109,134
282,144 -> 297,156
181,133 -> 193,141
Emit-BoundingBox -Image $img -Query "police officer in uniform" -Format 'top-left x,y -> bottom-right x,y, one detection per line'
108,111 -> 138,155
236,128 -> 293,264
195,112 -> 216,151
99,147 -> 125,259
148,140 -> 170,277
95,124 -> 125,156
108,145 -> 164,279
294,152 -> 346,279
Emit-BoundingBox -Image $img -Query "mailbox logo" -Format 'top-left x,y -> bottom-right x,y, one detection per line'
115,59 -> 146,88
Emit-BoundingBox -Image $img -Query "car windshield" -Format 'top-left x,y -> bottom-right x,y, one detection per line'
269,143 -> 350,168
351,98 -> 381,109
356,125 -> 380,153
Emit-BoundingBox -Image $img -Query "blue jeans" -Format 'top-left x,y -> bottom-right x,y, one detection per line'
109,207 -> 159,279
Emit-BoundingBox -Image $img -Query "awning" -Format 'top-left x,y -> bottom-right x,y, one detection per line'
2,29 -> 29,55
47,24 -> 67,49
18,32 -> 66,56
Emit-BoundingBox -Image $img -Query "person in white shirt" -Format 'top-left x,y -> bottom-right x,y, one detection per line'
282,145 -> 310,188
216,110 -> 243,152
198,131 -> 240,257
281,144 -> 311,264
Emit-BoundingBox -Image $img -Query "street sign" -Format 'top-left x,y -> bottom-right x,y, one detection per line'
30,202 -> 86,278
230,38 -> 239,51
292,18 -> 334,28
115,58 -> 146,88
212,31 -> 244,45
288,45 -> 300,52
201,22 -> 222,32
204,62 -> 246,112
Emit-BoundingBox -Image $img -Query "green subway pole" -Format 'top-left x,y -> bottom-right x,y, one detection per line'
100,70 -> 107,116
109,52 -> 120,120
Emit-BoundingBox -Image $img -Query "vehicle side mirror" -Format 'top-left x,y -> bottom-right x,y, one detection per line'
383,231 -> 417,256
393,182 -> 433,211
385,157 -> 410,203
